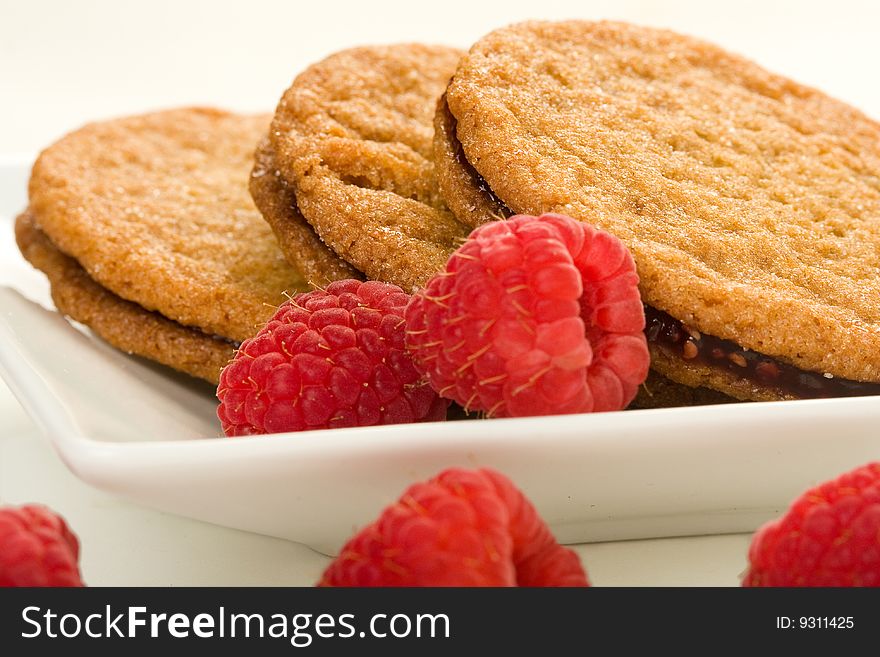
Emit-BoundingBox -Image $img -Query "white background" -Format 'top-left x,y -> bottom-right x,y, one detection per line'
1,0 -> 878,585
4,0 -> 880,154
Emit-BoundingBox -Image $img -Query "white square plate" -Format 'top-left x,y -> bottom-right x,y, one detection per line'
1,160 -> 878,555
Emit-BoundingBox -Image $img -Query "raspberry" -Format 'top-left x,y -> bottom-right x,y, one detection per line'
0,505 -> 83,587
318,467 -> 589,586
405,214 -> 648,417
217,279 -> 449,435
743,462 -> 880,586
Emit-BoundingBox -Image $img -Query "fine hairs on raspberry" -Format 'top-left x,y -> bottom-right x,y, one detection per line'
217,279 -> 449,436
405,213 -> 649,418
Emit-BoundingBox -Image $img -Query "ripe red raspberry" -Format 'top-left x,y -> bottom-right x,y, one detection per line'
318,467 -> 588,586
405,214 -> 648,417
217,279 -> 449,436
743,462 -> 880,587
0,505 -> 83,587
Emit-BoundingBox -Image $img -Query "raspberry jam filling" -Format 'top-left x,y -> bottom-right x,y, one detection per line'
444,97 -> 880,399
645,306 -> 880,398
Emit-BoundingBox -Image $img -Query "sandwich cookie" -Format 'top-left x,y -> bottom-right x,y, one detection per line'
15,212 -> 234,384
28,107 -> 307,345
269,44 -> 470,291
24,108 -> 307,381
436,21 -> 880,401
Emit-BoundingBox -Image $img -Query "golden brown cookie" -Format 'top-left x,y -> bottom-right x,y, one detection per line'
29,107 -> 306,343
433,93 -> 511,228
249,137 -> 362,286
269,44 -> 470,291
438,20 -> 880,401
15,212 -> 233,384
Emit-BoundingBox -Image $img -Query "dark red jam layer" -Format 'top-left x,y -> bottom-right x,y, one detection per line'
645,306 -> 880,398
444,98 -> 880,399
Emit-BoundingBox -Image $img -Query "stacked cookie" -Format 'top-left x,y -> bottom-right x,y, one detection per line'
18,21 -> 880,406
254,44 -> 469,291
17,108 -> 306,384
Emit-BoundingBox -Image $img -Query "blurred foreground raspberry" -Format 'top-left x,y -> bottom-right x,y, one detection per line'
319,467 -> 589,586
744,462 -> 880,586
0,504 -> 83,587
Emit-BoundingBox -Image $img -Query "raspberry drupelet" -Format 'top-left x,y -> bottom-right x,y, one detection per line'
217,279 -> 449,435
405,213 -> 649,417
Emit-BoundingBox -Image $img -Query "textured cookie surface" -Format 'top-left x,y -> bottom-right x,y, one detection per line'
15,212 -> 233,384
433,94 -> 511,228
250,138 -> 362,286
270,44 -> 469,291
29,108 -> 306,343
444,21 -> 880,382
